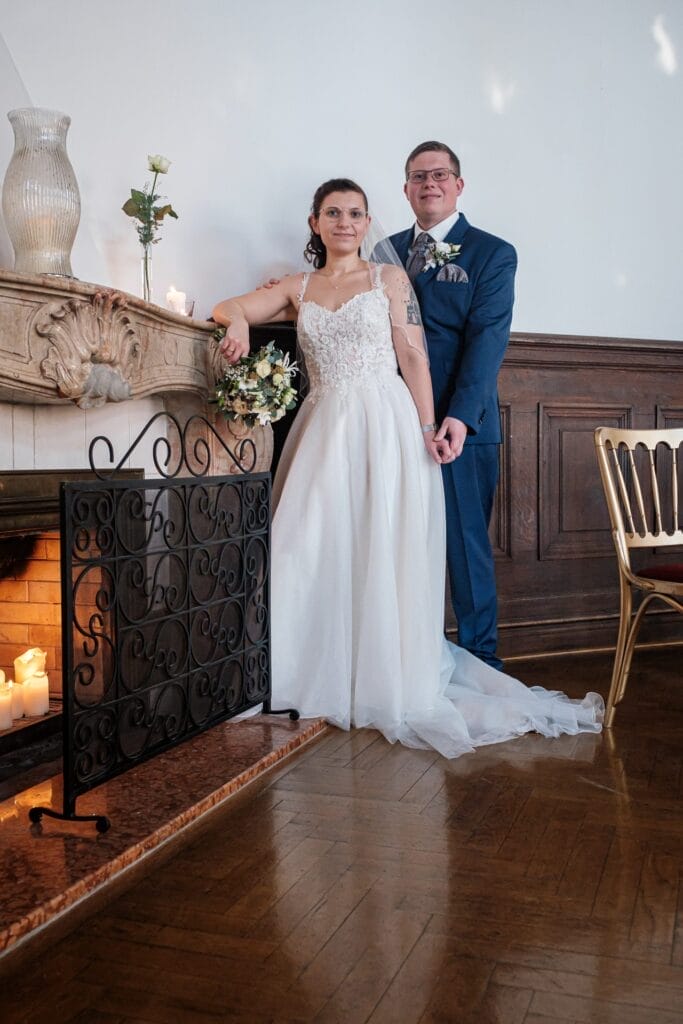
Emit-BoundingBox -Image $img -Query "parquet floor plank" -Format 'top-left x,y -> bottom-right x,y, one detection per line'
629,849 -> 680,948
264,862 -> 379,976
3,979 -> 104,1024
311,903 -> 428,1022
366,932 -> 457,1023
591,835 -> 645,923
465,981 -> 533,1024
415,954 -> 494,1022
528,989 -> 683,1023
494,962 -> 683,1013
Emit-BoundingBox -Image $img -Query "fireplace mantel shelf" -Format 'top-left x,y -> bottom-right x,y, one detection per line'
0,268 -> 226,409
0,269 -> 273,483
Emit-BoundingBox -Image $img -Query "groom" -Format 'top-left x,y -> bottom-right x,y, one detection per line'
390,141 -> 516,670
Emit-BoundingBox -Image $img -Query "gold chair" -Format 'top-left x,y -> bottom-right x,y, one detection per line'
594,426 -> 683,726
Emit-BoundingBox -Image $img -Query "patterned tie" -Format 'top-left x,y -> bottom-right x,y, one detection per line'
406,231 -> 434,282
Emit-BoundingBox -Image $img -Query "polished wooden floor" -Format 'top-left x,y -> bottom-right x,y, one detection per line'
3,647 -> 683,1024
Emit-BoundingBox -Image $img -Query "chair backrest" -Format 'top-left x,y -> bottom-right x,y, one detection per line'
594,427 -> 683,567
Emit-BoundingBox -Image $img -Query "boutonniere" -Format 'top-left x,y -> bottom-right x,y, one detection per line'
423,242 -> 462,271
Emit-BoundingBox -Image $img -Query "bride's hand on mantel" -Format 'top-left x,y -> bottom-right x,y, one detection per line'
219,319 -> 249,363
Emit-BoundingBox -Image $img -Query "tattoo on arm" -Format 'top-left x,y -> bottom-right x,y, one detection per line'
406,295 -> 420,325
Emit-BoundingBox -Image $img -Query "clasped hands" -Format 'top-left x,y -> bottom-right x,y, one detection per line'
424,416 -> 467,465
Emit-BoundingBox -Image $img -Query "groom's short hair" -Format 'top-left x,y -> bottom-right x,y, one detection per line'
405,141 -> 461,178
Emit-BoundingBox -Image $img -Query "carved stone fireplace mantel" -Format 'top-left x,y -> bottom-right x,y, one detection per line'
0,268 -> 272,484
1,268 -> 221,406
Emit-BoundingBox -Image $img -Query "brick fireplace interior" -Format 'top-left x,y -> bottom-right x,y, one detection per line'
0,468 -> 138,745
0,530 -> 62,703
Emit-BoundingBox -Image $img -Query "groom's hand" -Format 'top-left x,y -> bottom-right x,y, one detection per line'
435,417 -> 467,459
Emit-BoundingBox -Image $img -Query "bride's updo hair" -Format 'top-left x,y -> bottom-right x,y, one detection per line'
304,178 -> 369,269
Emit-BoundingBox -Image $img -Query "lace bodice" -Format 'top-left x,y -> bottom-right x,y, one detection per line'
297,268 -> 398,399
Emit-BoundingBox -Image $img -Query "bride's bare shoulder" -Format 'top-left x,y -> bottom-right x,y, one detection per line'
374,262 -> 410,293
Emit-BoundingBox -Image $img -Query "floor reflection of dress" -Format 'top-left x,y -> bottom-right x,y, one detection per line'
270,267 -> 604,758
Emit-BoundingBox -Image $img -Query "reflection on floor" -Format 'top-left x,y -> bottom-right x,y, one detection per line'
2,646 -> 683,1023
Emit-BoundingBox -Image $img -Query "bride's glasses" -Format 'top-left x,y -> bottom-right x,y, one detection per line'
406,168 -> 458,184
320,207 -> 367,221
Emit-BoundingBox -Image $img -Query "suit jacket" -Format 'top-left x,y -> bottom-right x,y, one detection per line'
390,214 -> 516,445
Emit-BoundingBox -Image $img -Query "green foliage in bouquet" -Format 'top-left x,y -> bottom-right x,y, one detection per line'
214,337 -> 299,428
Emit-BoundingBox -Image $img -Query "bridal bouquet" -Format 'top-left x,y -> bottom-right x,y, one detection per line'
214,338 -> 298,427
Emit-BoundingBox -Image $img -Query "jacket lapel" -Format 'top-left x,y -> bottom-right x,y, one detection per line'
444,212 -> 469,246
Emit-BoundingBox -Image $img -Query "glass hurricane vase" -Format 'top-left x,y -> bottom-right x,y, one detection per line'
2,107 -> 81,276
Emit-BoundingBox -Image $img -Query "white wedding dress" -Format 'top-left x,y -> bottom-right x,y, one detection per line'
270,266 -> 603,758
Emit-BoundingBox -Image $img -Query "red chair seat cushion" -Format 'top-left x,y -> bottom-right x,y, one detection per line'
639,563 -> 683,583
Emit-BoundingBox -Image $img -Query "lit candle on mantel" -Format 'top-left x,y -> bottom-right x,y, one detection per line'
0,682 -> 12,730
23,672 -> 50,717
166,284 -> 187,315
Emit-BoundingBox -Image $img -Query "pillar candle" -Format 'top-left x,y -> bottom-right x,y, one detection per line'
10,680 -> 24,720
24,672 -> 50,716
0,685 -> 12,730
166,285 -> 187,315
14,648 -> 48,684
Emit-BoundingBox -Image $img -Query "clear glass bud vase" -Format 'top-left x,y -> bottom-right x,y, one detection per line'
2,108 -> 81,276
141,243 -> 152,303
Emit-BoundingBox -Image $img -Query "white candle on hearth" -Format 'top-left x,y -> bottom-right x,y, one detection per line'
166,284 -> 187,315
0,684 -> 12,730
14,648 -> 47,684
24,672 -> 49,716
10,680 -> 24,720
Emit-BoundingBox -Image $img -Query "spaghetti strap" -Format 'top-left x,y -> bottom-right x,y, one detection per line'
296,272 -> 310,306
370,262 -> 384,290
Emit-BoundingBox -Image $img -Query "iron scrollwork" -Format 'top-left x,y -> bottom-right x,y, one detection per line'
30,414 -> 296,832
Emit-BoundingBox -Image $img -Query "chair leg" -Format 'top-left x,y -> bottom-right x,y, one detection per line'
616,594 -> 655,702
605,579 -> 631,728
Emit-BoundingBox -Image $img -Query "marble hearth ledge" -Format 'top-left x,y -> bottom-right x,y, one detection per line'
0,715 -> 327,961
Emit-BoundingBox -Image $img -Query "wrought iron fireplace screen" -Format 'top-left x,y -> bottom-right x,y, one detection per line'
30,413 -> 278,831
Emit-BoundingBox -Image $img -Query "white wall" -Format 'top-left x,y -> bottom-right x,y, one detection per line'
1,0 -> 681,341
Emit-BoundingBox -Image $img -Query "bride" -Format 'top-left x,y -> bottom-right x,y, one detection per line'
212,178 -> 603,758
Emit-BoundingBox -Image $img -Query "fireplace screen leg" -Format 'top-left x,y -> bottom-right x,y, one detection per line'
28,805 -> 111,833
261,699 -> 300,721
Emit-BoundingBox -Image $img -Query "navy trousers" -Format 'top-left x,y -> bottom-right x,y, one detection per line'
441,444 -> 502,670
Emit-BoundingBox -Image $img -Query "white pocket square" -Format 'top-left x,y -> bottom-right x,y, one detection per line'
437,264 -> 468,283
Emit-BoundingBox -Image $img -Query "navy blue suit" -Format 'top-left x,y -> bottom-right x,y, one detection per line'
390,214 -> 516,667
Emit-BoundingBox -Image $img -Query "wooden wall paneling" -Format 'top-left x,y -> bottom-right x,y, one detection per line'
495,334 -> 683,657
538,404 -> 633,561
491,403 -> 512,559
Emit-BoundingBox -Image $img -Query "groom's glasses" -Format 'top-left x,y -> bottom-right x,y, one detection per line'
406,168 -> 458,184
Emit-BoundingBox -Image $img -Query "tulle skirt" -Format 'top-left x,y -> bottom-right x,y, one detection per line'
270,378 -> 603,758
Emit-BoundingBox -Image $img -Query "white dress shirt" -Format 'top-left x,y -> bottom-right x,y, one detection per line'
412,210 -> 460,245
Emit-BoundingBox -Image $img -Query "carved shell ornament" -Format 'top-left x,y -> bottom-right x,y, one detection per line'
35,290 -> 142,408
